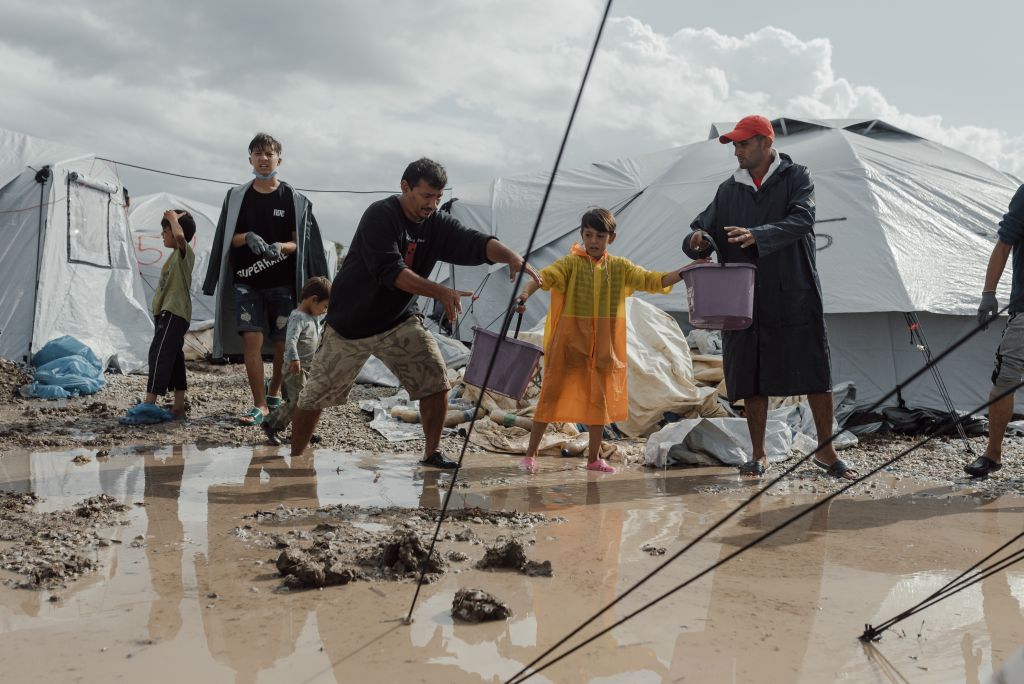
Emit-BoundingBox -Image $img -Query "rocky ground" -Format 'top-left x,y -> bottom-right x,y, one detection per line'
1,359 -> 1021,494
0,359 -> 487,457
0,491 -> 131,589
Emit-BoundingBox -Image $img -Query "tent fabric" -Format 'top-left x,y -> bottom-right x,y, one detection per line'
0,127 -> 153,371
439,118 -> 1021,411
128,192 -> 221,327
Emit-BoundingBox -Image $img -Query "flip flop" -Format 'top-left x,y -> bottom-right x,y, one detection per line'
519,457 -> 538,473
239,407 -> 266,426
812,457 -> 858,480
738,458 -> 768,477
264,378 -> 282,409
586,459 -> 616,473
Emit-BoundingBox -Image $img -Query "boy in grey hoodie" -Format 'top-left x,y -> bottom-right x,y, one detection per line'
262,276 -> 331,444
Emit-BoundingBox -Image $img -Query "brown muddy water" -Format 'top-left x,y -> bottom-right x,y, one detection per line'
0,445 -> 1022,683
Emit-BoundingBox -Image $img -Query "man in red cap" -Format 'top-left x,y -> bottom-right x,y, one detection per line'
682,115 -> 856,480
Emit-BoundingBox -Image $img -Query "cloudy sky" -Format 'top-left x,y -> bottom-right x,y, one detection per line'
1,0 -> 1019,244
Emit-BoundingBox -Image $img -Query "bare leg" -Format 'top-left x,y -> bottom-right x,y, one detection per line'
418,390 -> 448,458
172,390 -> 186,416
808,392 -> 858,479
984,391 -> 1014,463
241,331 -> 267,415
586,424 -> 604,464
807,392 -> 840,463
525,420 -> 549,458
744,395 -> 769,469
268,340 -> 285,398
289,407 -> 321,456
144,392 -> 158,404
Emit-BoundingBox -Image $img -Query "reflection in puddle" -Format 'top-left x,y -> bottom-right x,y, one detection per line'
0,444 -> 1021,683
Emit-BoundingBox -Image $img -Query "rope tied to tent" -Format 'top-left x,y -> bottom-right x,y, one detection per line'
860,529 -> 1024,642
507,379 -> 1024,683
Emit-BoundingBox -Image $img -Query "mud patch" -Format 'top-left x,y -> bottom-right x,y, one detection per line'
273,527 -> 447,589
236,504 -> 562,589
0,492 -> 130,589
451,588 -> 512,622
476,538 -> 552,576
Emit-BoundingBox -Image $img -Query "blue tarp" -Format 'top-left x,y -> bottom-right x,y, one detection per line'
20,336 -> 105,399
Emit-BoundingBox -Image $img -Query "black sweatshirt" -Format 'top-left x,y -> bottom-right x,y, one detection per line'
325,195 -> 494,338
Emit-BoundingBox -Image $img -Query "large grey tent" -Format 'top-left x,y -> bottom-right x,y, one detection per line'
437,118 -> 1022,411
0,128 -> 152,371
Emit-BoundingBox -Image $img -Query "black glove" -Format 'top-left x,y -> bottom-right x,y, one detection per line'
978,291 -> 998,328
245,232 -> 269,257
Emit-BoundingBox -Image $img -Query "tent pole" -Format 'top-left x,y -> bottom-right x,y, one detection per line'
29,166 -> 51,362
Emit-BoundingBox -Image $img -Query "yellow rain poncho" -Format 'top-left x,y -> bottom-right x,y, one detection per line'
534,244 -> 672,425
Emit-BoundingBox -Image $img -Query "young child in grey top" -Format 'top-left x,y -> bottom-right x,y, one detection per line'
263,276 -> 331,442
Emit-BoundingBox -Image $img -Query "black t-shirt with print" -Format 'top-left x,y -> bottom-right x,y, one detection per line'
325,195 -> 494,339
232,184 -> 296,289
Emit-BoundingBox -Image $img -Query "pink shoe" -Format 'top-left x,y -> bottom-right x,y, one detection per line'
519,457 -> 538,473
587,459 -> 616,473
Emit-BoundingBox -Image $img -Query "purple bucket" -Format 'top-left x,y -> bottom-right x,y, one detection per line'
680,232 -> 757,331
464,327 -> 544,399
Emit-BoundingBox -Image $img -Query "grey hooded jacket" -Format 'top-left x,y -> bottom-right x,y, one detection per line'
202,180 -> 329,359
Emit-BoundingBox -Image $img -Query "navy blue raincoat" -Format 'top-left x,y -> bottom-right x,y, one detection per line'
683,152 -> 831,401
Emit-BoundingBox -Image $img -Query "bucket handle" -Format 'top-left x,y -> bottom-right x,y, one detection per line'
686,230 -> 724,265
500,301 -> 526,340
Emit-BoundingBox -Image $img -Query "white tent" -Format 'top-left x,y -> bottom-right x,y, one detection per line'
0,128 -> 152,371
438,118 -> 1022,412
128,192 -> 219,327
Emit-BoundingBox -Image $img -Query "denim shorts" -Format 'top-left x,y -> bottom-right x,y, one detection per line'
233,283 -> 295,341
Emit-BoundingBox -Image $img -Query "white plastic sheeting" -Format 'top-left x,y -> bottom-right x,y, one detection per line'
645,383 -> 859,468
439,118 -> 1022,411
0,127 -> 153,371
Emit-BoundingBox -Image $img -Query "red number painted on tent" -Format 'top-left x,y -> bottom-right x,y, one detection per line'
136,236 -> 165,266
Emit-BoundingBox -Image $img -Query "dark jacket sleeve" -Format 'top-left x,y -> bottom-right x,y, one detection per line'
437,213 -> 495,266
997,185 -> 1024,246
304,204 -> 330,278
202,191 -> 232,296
748,166 -> 816,257
357,204 -> 407,289
684,197 -> 719,260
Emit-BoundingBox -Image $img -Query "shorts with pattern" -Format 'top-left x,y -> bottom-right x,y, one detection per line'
233,283 -> 294,341
297,315 -> 451,409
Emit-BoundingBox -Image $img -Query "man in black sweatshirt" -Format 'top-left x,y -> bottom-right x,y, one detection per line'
290,158 -> 540,468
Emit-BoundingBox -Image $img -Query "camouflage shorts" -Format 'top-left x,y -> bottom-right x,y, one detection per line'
296,316 -> 450,410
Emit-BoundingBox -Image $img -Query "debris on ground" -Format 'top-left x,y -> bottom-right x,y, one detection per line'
0,492 -> 130,589
451,588 -> 512,622
446,550 -> 469,562
476,538 -> 553,576
642,544 -> 667,556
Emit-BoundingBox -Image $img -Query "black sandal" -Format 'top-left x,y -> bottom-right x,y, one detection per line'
964,456 -> 1002,478
738,458 -> 768,476
812,458 -> 858,480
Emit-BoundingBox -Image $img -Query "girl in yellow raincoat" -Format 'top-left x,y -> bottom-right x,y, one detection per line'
517,208 -> 689,473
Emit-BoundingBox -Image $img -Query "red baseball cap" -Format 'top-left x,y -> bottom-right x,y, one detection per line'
718,115 -> 775,144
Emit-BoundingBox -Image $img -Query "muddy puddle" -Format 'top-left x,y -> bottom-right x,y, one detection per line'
0,444 -> 1022,683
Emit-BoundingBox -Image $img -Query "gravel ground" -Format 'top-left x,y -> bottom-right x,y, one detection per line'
0,360 -> 1022,497
0,359 -> 487,457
